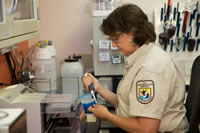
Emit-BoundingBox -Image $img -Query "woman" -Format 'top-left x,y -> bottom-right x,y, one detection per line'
82,4 -> 188,133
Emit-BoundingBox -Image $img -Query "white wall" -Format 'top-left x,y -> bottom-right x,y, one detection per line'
39,0 -> 187,69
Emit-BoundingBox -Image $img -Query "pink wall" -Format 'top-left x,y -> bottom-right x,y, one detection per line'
39,0 -> 93,66
38,0 -> 186,74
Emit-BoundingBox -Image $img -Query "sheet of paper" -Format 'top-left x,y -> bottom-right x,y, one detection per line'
86,114 -> 96,122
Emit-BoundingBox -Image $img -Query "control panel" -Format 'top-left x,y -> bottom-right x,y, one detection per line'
99,40 -> 110,49
99,52 -> 110,61
93,15 -> 124,76
111,54 -> 122,64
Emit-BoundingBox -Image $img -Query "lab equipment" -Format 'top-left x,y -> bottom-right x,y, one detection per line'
173,7 -> 177,20
111,54 -> 122,64
157,0 -> 200,53
159,32 -> 167,45
0,108 -> 27,133
160,8 -> 163,21
0,84 -> 86,133
182,11 -> 189,34
99,40 -> 110,49
93,0 -> 114,11
32,42 -> 57,93
18,68 -> 35,83
88,83 -> 97,104
154,0 -> 200,85
99,52 -> 110,62
73,54 -> 86,72
93,11 -> 124,76
187,38 -> 196,51
41,95 -> 86,133
166,0 -> 171,18
61,56 -> 84,97
170,40 -> 174,52
195,23 -> 200,37
196,39 -> 200,51
175,36 -> 184,51
164,20 -> 176,38
187,28 -> 196,52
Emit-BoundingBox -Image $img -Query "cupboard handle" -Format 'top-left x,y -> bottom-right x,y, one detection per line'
37,7 -> 40,20
7,0 -> 14,15
12,0 -> 18,13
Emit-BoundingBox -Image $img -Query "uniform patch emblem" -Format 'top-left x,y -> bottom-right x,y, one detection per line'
136,80 -> 154,104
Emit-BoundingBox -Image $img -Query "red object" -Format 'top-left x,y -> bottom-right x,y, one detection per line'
166,0 -> 171,16
182,11 -> 189,33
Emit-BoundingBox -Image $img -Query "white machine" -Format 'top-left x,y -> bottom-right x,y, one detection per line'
0,84 -> 86,133
0,108 -> 26,133
93,11 -> 124,76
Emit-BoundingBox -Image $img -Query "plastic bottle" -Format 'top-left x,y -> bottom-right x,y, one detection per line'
32,42 -> 57,93
72,54 -> 85,73
61,56 -> 84,98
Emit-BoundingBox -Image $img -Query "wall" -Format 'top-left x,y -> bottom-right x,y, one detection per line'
117,0 -> 185,21
0,0 -> 193,86
39,0 -> 186,72
39,0 -> 93,70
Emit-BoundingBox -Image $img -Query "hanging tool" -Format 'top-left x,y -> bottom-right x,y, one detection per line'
182,11 -> 189,34
161,8 -> 164,22
166,0 -> 171,19
177,2 -> 179,13
195,39 -> 200,51
187,27 -> 196,52
173,7 -> 177,20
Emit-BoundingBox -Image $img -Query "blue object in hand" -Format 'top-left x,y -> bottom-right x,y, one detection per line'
82,100 -> 96,113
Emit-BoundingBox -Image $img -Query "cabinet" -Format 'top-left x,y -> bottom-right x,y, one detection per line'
0,0 -> 39,49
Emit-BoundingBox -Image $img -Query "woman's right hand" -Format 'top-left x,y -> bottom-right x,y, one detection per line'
81,72 -> 103,93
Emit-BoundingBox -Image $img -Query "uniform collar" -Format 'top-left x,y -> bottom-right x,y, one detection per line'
125,43 -> 154,68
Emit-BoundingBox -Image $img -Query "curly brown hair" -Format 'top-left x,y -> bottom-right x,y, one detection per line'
101,4 -> 156,46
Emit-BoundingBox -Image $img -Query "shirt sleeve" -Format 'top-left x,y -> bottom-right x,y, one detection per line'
129,70 -> 170,119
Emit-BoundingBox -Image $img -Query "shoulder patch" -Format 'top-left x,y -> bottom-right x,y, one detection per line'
136,80 -> 154,104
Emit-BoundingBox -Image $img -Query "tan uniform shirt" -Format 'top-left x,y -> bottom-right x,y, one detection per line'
116,43 -> 189,132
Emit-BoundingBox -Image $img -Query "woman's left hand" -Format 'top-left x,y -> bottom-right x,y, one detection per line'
88,104 -> 110,120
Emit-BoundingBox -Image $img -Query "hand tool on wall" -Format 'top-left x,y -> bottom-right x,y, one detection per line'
182,11 -> 189,34
166,0 -> 171,19
195,39 -> 200,51
187,27 -> 196,52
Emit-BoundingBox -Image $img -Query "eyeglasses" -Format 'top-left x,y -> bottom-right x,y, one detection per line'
108,33 -> 122,43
